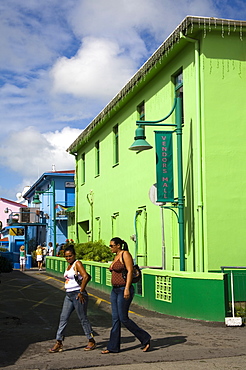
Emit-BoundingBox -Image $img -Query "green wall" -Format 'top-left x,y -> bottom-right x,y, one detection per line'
201,33 -> 246,270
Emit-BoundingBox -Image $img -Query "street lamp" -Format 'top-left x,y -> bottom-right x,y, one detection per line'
4,207 -> 12,214
32,180 -> 56,255
4,207 -> 19,223
129,93 -> 185,271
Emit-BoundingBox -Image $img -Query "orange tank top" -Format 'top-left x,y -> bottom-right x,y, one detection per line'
110,258 -> 126,286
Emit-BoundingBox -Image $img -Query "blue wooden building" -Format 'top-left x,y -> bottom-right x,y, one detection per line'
23,170 -> 75,255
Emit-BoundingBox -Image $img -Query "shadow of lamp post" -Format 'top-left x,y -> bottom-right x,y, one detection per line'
32,180 -> 56,256
129,93 -> 185,271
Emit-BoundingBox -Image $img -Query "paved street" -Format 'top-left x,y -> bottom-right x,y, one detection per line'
1,269 -> 246,370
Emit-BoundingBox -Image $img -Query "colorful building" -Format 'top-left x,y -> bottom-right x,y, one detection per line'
23,170 -> 75,255
0,198 -> 26,251
60,16 -> 246,321
0,198 -> 28,268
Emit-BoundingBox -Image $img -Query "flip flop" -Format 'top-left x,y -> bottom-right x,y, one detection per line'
101,349 -> 111,354
142,341 -> 150,352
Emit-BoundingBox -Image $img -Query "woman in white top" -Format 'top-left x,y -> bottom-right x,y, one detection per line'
49,245 -> 96,353
19,245 -> 26,272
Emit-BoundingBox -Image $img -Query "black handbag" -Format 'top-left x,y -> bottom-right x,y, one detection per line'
74,272 -> 91,286
122,252 -> 141,284
74,261 -> 91,286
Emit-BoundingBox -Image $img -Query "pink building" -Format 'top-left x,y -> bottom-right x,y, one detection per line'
0,198 -> 26,238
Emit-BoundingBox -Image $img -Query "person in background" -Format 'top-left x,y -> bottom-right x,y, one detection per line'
19,245 -> 26,272
56,243 -> 61,256
48,241 -> 54,256
36,245 -> 43,271
42,243 -> 48,266
49,245 -> 96,353
101,237 -> 151,354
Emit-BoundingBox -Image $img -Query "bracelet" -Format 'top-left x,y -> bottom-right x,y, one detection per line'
79,291 -> 85,295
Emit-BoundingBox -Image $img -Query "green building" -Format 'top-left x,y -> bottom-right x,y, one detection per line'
64,16 -> 246,321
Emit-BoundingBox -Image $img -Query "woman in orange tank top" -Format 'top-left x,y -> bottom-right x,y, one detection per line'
102,237 -> 151,354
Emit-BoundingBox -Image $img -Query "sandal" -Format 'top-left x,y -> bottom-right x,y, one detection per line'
142,341 -> 150,352
101,349 -> 111,354
49,340 -> 63,353
84,339 -> 96,351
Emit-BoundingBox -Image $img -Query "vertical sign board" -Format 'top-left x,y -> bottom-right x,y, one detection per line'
155,131 -> 174,202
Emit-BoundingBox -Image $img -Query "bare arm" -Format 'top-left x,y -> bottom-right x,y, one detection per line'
75,260 -> 90,302
121,251 -> 133,299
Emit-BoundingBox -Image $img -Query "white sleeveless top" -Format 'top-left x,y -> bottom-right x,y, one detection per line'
64,260 -> 82,292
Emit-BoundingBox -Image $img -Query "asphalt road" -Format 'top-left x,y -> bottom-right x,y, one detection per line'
1,269 -> 246,370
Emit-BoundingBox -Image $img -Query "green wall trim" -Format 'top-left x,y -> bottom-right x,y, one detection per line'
47,257 -> 224,280
142,269 -> 224,280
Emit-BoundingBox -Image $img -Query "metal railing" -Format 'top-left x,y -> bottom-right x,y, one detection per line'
221,266 -> 246,318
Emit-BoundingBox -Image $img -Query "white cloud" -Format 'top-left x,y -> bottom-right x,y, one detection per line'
43,126 -> 83,154
51,0 -> 217,101
51,37 -> 137,100
0,126 -> 82,179
68,0 -> 216,54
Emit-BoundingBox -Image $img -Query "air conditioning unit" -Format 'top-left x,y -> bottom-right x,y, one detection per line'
19,207 -> 39,223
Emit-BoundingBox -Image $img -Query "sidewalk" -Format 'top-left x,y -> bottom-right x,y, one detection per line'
77,356 -> 246,370
1,269 -> 246,370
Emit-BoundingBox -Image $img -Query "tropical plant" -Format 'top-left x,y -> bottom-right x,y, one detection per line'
75,240 -> 113,262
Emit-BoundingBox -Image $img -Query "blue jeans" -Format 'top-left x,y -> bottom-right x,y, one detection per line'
56,290 -> 94,341
107,286 -> 151,352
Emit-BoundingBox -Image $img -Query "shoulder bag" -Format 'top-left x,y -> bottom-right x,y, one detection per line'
122,252 -> 141,284
74,261 -> 91,286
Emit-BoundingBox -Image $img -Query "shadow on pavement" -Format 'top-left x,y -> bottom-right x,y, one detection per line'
0,269 -> 111,368
118,334 -> 187,352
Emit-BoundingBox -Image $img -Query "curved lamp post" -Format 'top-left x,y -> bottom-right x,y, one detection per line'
32,180 -> 56,255
129,93 -> 185,271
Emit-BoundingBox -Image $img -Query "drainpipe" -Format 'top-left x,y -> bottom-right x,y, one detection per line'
134,210 -> 142,264
87,190 -> 94,241
76,163 -> 79,243
51,180 -> 56,255
95,216 -> 101,239
70,152 -> 79,243
180,33 -> 204,272
160,206 -> 165,270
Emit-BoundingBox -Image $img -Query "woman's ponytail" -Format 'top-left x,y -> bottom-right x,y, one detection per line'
111,237 -> 128,251
122,240 -> 129,251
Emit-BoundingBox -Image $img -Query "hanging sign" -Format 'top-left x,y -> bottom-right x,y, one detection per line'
155,131 -> 174,202
9,228 -> 24,236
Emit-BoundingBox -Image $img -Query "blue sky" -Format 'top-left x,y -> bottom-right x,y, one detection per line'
0,0 -> 245,201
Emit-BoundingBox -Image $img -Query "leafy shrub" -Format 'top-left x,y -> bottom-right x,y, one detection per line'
75,240 -> 113,262
0,256 -> 13,273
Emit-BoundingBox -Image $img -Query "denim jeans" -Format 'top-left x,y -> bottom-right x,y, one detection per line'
107,286 -> 151,352
56,290 -> 94,341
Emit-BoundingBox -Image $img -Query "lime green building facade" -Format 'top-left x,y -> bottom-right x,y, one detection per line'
65,17 -> 246,321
